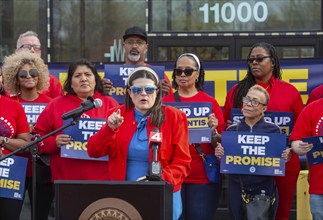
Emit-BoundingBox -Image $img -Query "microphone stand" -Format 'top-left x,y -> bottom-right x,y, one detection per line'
0,117 -> 80,220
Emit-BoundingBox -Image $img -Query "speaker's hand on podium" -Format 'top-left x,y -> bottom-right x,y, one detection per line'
136,176 -> 149,182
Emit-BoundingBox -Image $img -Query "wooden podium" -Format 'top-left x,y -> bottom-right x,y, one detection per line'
55,180 -> 173,220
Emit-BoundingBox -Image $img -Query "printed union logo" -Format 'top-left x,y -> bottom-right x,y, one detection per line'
14,192 -> 22,198
201,136 -> 210,142
249,166 -> 256,173
274,169 -> 283,175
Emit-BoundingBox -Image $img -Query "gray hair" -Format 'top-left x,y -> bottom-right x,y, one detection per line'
16,31 -> 40,48
249,84 -> 269,105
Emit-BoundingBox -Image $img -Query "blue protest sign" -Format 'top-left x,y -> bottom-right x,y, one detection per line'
231,108 -> 294,135
21,103 -> 47,131
0,155 -> 28,200
303,136 -> 323,166
221,131 -> 286,176
61,118 -> 108,161
164,102 -> 212,144
104,64 -> 165,103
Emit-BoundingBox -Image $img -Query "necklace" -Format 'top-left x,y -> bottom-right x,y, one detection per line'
257,82 -> 270,91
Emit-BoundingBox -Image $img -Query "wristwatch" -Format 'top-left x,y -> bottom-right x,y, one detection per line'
1,137 -> 9,146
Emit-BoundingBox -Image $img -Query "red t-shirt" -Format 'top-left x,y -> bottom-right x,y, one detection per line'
41,74 -> 64,98
10,93 -> 52,176
290,98 -> 323,194
0,95 -> 30,174
307,85 -> 323,105
163,91 -> 225,184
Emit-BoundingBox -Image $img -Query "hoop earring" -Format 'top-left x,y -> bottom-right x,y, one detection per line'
195,78 -> 198,82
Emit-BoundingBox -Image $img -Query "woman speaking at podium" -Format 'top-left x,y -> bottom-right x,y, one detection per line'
87,66 -> 191,220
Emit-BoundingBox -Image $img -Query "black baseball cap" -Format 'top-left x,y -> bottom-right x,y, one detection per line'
123,26 -> 147,42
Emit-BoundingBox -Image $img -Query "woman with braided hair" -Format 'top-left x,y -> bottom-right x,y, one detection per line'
224,42 -> 303,219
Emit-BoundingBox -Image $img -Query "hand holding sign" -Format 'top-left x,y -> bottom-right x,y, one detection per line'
214,142 -> 224,159
291,140 -> 313,156
160,79 -> 170,96
108,109 -> 124,130
226,120 -> 233,128
102,78 -> 114,94
56,134 -> 72,148
282,148 -> 292,162
208,113 -> 219,133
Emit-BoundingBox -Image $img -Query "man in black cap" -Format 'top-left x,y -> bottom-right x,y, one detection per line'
123,26 -> 148,65
121,26 -> 171,95
102,26 -> 171,95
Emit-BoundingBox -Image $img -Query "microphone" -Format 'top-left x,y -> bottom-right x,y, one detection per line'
148,128 -> 162,181
62,97 -> 102,120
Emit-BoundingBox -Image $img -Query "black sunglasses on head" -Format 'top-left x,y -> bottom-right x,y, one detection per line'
18,69 -> 39,78
247,56 -> 271,64
173,68 -> 197,77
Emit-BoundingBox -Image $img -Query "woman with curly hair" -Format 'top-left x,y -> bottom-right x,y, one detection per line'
2,50 -> 50,102
2,50 -> 53,220
0,69 -> 4,96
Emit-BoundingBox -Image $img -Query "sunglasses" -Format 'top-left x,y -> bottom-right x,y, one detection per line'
130,85 -> 157,95
18,69 -> 39,78
125,40 -> 146,46
242,96 -> 266,107
247,56 -> 271,64
173,68 -> 197,77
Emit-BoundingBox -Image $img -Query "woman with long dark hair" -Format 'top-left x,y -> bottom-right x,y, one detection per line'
87,66 -> 191,220
163,53 -> 225,219
34,59 -> 118,181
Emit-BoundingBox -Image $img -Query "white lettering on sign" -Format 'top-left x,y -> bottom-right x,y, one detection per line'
78,121 -> 105,130
238,134 -> 270,145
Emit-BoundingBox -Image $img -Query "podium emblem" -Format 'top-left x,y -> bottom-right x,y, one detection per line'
79,197 -> 142,220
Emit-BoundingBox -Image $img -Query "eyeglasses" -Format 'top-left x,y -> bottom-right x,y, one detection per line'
242,96 -> 266,107
125,40 -> 146,46
173,68 -> 197,77
130,85 -> 157,95
19,44 -> 41,52
247,56 -> 271,64
18,69 -> 39,78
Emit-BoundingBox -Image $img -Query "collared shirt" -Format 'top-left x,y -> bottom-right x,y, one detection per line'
126,109 -> 149,181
